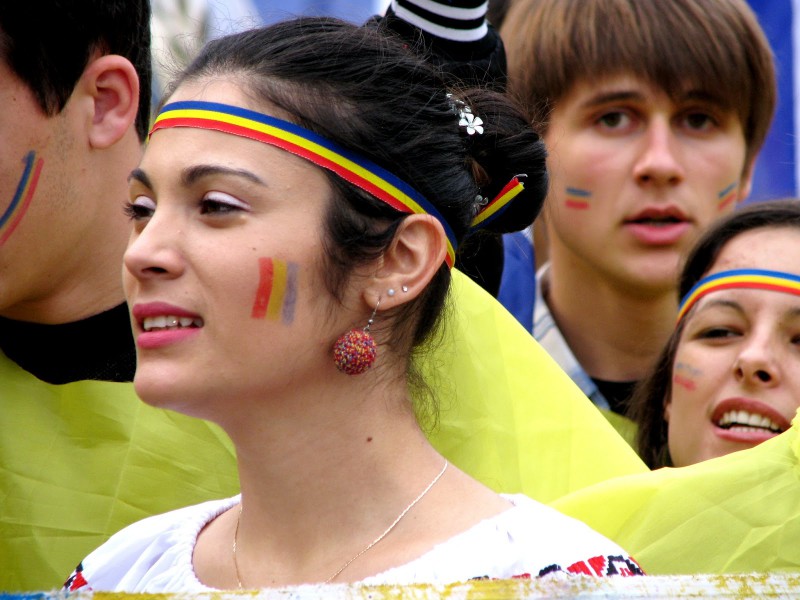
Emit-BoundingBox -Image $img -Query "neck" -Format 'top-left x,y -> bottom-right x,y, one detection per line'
192,358 -> 509,588
544,262 -> 677,382
223,369 -> 445,568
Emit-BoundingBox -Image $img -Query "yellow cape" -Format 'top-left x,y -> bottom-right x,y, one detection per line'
1,271 -> 644,591
427,272 -> 646,501
0,359 -> 239,591
554,409 -> 800,573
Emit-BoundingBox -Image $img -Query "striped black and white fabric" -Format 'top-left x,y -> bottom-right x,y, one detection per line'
389,0 -> 488,42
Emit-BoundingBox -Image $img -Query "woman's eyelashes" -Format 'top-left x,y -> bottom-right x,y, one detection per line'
124,195 -> 156,221
695,325 -> 740,341
123,191 -> 252,221
199,191 -> 252,215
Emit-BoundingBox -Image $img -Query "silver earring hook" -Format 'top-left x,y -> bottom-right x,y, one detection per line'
364,297 -> 381,333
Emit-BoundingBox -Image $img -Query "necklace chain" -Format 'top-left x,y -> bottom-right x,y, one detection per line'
231,459 -> 449,589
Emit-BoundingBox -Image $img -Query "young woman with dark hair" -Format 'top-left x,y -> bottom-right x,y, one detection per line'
64,18 -> 640,591
630,200 -> 800,468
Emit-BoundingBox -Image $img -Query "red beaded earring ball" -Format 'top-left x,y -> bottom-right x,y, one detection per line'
332,329 -> 377,375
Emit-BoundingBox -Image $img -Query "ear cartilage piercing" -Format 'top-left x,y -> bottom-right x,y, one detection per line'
401,285 -> 409,293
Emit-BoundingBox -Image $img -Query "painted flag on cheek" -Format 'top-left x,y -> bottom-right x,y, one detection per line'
251,257 -> 299,324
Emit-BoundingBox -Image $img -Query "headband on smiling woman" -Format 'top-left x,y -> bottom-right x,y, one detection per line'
677,268 -> 800,322
150,101 -> 527,269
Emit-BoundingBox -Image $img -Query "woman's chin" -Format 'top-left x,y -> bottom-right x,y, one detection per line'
133,371 -> 190,410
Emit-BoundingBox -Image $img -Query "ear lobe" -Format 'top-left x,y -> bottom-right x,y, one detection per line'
365,214 -> 447,308
81,54 -> 140,149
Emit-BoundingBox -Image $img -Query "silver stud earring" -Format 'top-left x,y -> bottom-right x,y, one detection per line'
401,285 -> 409,293
387,288 -> 396,297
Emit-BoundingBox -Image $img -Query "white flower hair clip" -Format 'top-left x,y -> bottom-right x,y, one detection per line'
458,106 -> 484,135
447,93 -> 484,135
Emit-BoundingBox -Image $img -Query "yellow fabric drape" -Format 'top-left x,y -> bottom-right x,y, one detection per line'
1,271 -> 645,591
426,272 -> 646,500
554,409 -> 800,573
0,360 -> 240,591
600,410 -> 637,449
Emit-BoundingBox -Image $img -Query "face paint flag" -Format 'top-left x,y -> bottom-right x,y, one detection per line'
565,187 -> 591,210
717,183 -> 737,210
1,151 -> 43,246
251,257 -> 299,324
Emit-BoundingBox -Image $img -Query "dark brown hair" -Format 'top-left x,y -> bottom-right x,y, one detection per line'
166,18 -> 548,404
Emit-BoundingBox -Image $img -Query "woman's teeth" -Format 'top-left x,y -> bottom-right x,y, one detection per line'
142,315 -> 204,331
717,410 -> 783,433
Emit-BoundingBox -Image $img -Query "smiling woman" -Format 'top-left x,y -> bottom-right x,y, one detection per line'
61,17 -> 643,593
629,200 -> 800,468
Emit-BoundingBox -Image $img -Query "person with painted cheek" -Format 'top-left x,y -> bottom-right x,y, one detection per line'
494,0 -> 776,441
63,18 -> 643,592
629,200 -> 800,468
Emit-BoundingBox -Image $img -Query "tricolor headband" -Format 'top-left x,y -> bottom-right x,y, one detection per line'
677,268 -> 800,322
150,100 -> 458,267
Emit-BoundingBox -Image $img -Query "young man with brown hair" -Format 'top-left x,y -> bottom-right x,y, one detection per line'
498,0 -> 777,437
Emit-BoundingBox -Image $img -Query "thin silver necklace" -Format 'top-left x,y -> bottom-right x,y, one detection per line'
232,459 -> 448,589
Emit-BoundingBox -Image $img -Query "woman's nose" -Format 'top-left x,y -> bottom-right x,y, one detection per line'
123,214 -> 185,282
733,335 -> 779,387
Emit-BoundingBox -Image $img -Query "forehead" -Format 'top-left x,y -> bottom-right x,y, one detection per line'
145,80 -> 329,188
711,227 -> 800,275
165,78 -> 266,118
557,74 -> 731,113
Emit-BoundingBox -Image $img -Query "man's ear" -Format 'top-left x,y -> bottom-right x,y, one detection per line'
363,214 -> 448,309
78,54 -> 140,149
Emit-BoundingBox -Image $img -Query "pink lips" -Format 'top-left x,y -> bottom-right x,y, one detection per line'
710,397 -> 792,445
131,302 -> 203,350
623,206 -> 690,245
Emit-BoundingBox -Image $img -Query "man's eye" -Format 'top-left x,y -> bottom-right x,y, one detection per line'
596,111 -> 630,129
683,112 -> 716,131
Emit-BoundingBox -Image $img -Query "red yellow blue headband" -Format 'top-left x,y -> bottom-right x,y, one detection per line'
677,268 -> 800,322
150,100 -> 458,268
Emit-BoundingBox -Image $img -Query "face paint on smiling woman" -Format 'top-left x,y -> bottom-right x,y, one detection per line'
251,257 -> 299,325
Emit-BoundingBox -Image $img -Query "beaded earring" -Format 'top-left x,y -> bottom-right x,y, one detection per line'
332,299 -> 380,375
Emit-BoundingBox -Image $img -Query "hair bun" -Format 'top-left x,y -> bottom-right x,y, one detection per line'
456,89 -> 548,236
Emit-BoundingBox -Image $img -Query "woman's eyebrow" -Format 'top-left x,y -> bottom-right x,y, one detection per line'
128,168 -> 152,188
181,164 -> 267,187
693,297 -> 744,316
